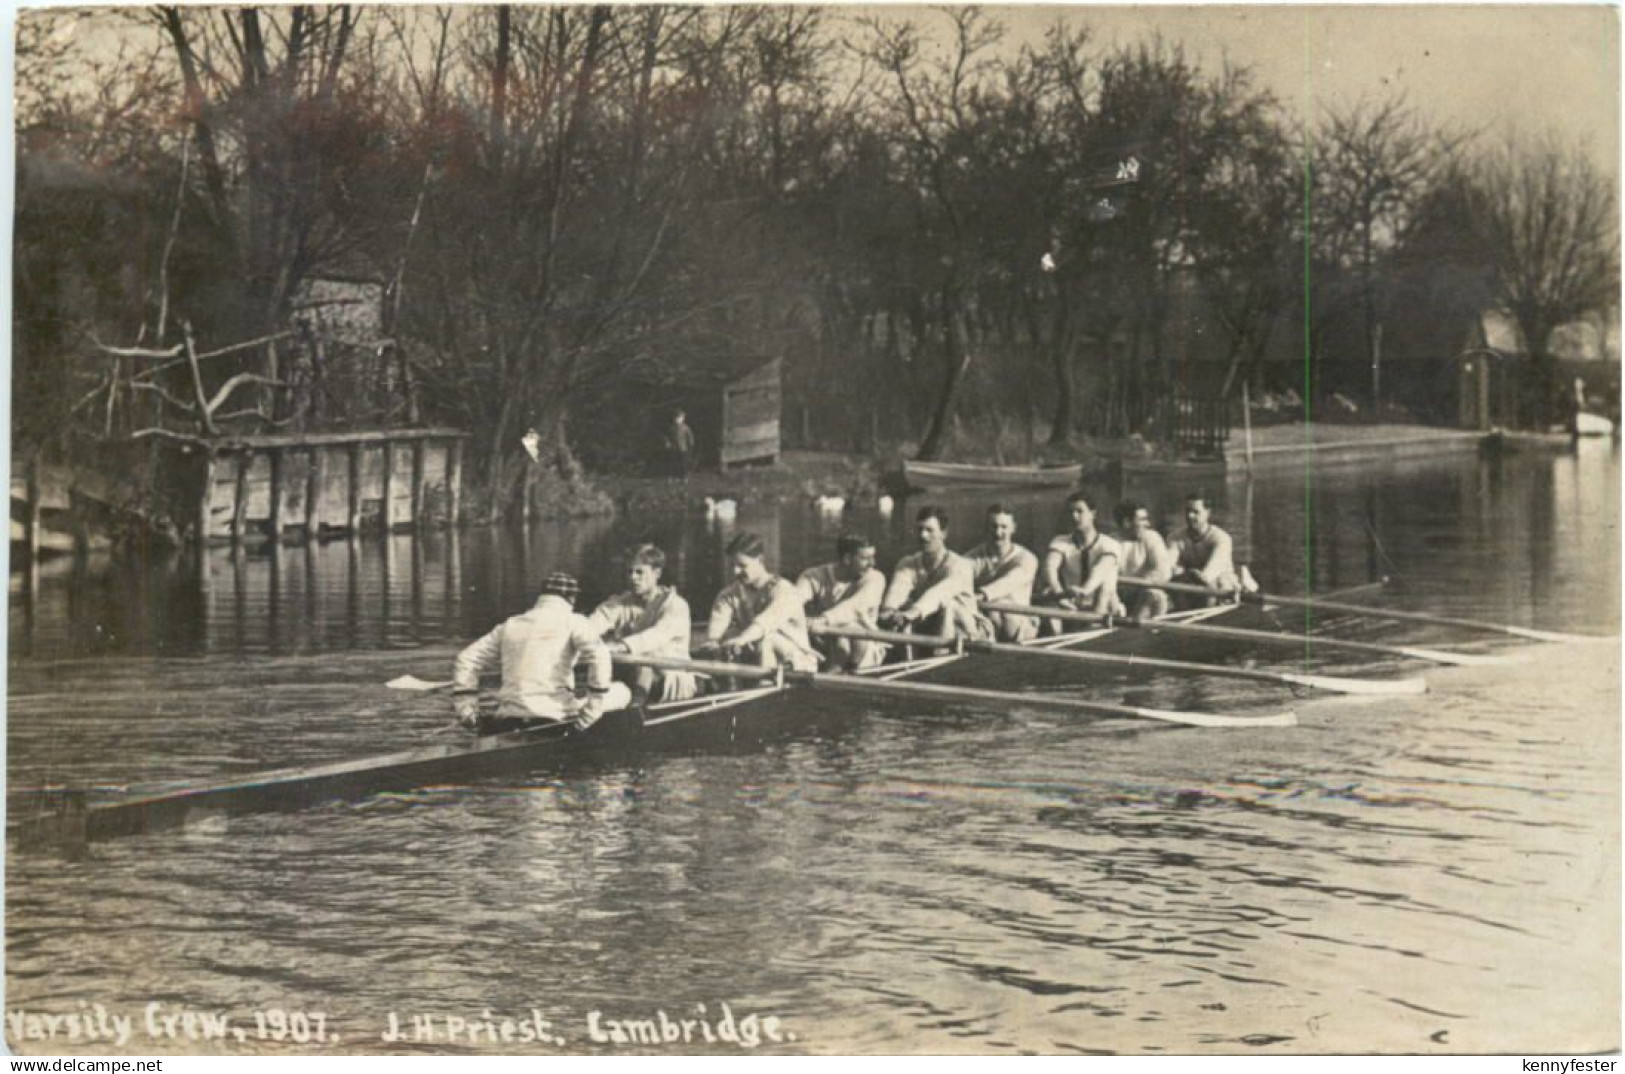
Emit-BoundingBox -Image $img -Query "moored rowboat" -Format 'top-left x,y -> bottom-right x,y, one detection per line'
902,459 -> 1085,489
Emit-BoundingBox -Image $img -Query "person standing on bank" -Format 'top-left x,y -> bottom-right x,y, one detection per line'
702,532 -> 820,672
586,544 -> 699,703
797,532 -> 888,671
665,408 -> 697,480
965,504 -> 1040,642
452,572 -> 632,731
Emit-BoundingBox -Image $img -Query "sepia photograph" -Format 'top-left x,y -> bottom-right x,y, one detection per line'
5,2 -> 1620,1058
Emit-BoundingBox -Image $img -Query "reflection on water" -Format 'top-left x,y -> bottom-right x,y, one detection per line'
12,443 -> 1620,658
6,444 -> 1620,1055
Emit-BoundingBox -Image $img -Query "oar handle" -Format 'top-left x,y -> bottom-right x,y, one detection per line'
811,623 -> 976,651
614,653 -> 782,681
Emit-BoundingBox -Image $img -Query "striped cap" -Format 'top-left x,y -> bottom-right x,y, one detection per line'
539,572 -> 580,602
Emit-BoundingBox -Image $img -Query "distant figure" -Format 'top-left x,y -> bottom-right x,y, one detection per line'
965,504 -> 1039,642
665,409 -> 697,480
452,573 -> 631,732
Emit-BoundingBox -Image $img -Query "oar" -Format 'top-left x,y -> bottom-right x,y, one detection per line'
983,601 -> 1508,668
1117,576 -> 1611,644
613,653 -> 1296,729
387,675 -> 456,691
811,623 -> 1426,697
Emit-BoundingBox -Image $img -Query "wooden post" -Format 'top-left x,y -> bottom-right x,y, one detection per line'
1241,380 -> 1255,472
412,437 -> 427,528
347,443 -> 363,533
307,448 -> 326,542
232,451 -> 251,543
268,448 -> 285,543
197,448 -> 216,549
381,440 -> 395,534
25,454 -> 41,562
446,439 -> 463,529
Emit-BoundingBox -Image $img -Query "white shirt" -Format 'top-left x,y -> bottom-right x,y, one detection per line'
454,596 -> 611,718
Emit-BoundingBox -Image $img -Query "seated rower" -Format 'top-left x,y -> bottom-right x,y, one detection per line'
1038,490 -> 1122,631
452,572 -> 632,732
1167,491 -> 1246,605
702,532 -> 820,672
797,532 -> 888,671
965,504 -> 1039,642
881,506 -> 988,644
585,544 -> 699,703
1111,499 -> 1172,620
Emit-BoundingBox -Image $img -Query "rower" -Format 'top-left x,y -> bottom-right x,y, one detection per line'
452,572 -> 632,732
1167,491 -> 1248,604
880,506 -> 986,644
797,532 -> 888,671
965,504 -> 1039,642
1111,499 -> 1173,620
1038,490 -> 1122,630
585,544 -> 699,703
701,532 -> 820,672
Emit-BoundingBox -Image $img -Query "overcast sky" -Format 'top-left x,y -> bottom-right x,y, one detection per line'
865,4 -> 1620,175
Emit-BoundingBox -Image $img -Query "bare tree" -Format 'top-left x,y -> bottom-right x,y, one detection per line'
1463,138 -> 1619,424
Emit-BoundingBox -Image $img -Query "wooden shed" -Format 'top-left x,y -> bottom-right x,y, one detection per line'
720,358 -> 782,469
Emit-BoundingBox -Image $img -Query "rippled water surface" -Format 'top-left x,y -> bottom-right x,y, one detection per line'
7,442 -> 1620,1054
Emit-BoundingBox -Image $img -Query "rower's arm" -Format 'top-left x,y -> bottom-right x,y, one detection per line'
1196,529 -> 1234,587
1143,531 -> 1175,583
881,561 -> 917,613
620,592 -> 691,656
1078,551 -> 1119,599
707,591 -> 737,644
978,549 -> 1038,603
732,581 -> 803,646
584,596 -> 627,639
569,618 -> 614,693
453,625 -> 503,691
822,570 -> 885,625
911,557 -> 974,617
1040,546 -> 1066,598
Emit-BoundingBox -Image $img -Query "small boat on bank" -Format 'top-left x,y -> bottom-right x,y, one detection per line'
902,459 -> 1085,489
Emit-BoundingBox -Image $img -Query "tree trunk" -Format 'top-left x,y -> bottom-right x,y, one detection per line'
916,292 -> 970,461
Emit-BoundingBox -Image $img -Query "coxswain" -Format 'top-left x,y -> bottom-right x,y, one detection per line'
965,504 -> 1040,642
1038,490 -> 1122,628
1111,499 -> 1173,619
585,544 -> 699,703
702,532 -> 820,671
797,532 -> 888,671
1167,491 -> 1242,601
880,506 -> 986,642
452,572 -> 632,731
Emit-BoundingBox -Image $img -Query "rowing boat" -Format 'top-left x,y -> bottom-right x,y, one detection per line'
21,604 -> 1253,844
901,459 -> 1085,489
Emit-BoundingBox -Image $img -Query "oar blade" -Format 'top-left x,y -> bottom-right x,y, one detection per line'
387,675 -> 455,691
1125,705 -> 1298,729
1281,671 -> 1428,696
1504,626 -> 1618,644
1395,646 -> 1516,667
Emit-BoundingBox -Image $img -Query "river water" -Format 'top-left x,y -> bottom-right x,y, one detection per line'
6,442 -> 1619,1054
